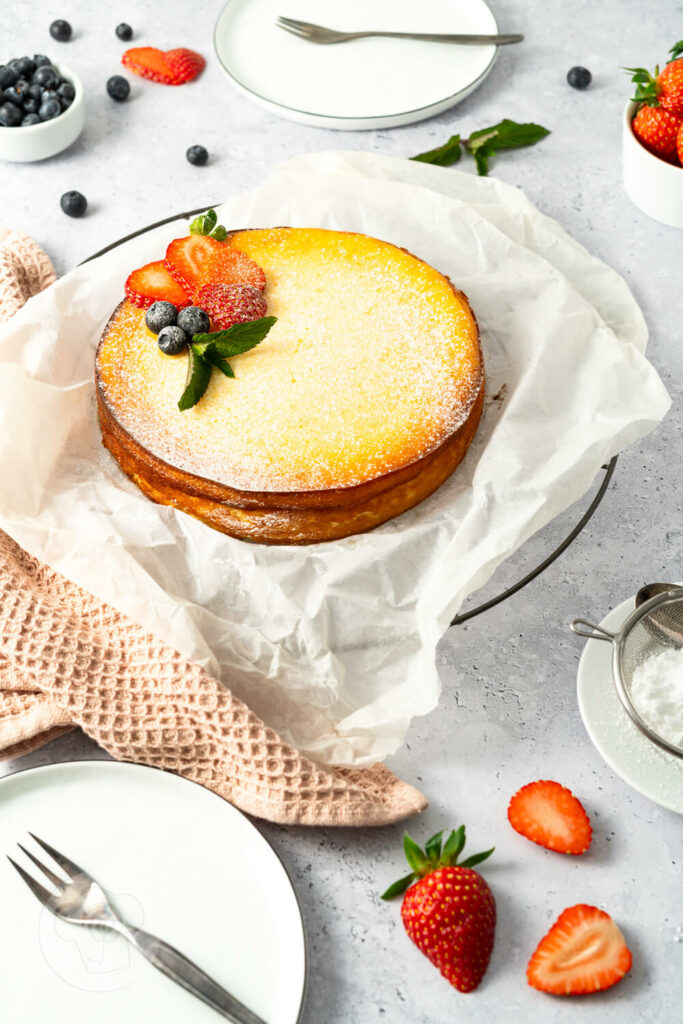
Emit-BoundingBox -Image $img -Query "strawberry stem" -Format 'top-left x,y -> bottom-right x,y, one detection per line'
382,826 -> 495,899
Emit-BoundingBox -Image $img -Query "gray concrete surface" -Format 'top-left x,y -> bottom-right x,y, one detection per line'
2,1 -> 682,1021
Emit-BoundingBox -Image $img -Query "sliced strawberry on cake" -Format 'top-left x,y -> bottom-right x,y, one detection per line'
164,235 -> 222,297
197,282 -> 267,330
125,260 -> 190,309
198,245 -> 266,292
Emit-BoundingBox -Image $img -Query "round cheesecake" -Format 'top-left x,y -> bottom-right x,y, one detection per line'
96,227 -> 484,544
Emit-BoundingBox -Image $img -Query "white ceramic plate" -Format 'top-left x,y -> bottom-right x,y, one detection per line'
576,595 -> 683,814
0,761 -> 306,1023
213,0 -> 500,129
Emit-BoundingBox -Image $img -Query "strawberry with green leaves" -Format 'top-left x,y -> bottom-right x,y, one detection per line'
626,41 -> 683,163
382,826 -> 495,993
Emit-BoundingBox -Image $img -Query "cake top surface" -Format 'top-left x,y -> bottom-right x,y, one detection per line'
96,227 -> 483,493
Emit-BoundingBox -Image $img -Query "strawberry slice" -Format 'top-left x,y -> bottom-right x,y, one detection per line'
165,48 -> 206,85
508,780 -> 592,855
122,46 -> 204,86
527,904 -> 632,995
125,260 -> 190,309
164,235 -> 221,296
198,246 -> 266,292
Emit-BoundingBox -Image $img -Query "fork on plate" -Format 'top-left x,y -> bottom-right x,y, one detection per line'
7,834 -> 266,1024
276,16 -> 524,46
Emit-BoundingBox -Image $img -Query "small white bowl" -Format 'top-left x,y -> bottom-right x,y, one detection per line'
623,100 -> 683,228
0,63 -> 85,162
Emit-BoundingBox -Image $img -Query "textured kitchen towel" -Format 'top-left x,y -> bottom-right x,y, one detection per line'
0,229 -> 56,323
0,233 -> 425,825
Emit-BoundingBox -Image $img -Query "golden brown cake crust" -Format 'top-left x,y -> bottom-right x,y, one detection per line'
96,228 -> 484,544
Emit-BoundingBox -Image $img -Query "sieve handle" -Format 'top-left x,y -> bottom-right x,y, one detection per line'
570,619 -> 616,642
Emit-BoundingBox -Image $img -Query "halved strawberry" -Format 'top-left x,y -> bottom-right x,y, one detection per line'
527,904 -> 632,995
198,246 -> 266,292
125,260 -> 190,309
121,46 -> 204,86
508,780 -> 592,855
164,235 -> 222,296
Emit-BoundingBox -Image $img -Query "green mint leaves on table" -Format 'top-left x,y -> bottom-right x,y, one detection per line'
412,119 -> 551,176
189,207 -> 228,241
178,316 -> 277,411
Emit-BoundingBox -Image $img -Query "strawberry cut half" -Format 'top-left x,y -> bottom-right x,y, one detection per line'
164,235 -> 222,297
527,904 -> 632,995
198,246 -> 266,292
125,260 -> 190,309
121,46 -> 205,86
508,780 -> 592,855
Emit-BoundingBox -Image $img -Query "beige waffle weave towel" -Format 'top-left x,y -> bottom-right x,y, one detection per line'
0,229 -> 56,322
0,234 -> 426,826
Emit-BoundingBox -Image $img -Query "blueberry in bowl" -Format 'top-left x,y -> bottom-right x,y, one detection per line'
0,57 -> 85,162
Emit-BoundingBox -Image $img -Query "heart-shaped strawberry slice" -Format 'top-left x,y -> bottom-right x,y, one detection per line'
122,47 -> 205,86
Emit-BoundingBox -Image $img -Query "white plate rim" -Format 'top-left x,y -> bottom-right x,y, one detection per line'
0,758 -> 308,1023
576,594 -> 683,815
212,0 -> 500,130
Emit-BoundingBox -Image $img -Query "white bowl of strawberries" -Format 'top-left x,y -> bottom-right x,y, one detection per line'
623,41 -> 683,228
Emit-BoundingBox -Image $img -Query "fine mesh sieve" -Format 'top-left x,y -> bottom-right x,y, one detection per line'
571,590 -> 683,759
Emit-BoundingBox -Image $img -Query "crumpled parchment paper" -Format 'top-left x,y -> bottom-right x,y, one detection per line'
0,151 -> 670,766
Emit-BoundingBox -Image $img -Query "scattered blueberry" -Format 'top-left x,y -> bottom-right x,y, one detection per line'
186,145 -> 209,166
0,102 -> 22,127
106,75 -> 130,102
39,97 -> 61,120
157,325 -> 188,355
23,97 -> 39,114
21,112 -> 41,126
145,302 -> 179,334
34,65 -> 60,88
60,190 -> 87,217
177,306 -> 211,336
49,19 -> 73,42
116,23 -> 133,41
567,66 -> 592,90
33,54 -> 52,67
0,66 -> 18,90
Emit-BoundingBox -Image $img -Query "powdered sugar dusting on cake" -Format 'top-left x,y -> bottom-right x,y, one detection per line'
96,229 -> 483,493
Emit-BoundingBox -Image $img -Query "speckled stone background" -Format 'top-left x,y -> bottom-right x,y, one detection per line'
2,1 -> 682,1021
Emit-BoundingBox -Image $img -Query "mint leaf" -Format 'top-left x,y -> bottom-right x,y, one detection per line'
465,119 -> 550,175
193,316 -> 277,358
178,318 -> 276,410
178,347 -> 212,411
189,208 -> 227,238
203,348 -> 235,378
411,133 -> 462,166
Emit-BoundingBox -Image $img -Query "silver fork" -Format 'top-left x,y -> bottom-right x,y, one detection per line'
7,834 -> 266,1024
277,16 -> 523,46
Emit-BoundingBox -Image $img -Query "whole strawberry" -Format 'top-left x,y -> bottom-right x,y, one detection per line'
678,121 -> 683,166
382,826 -> 495,993
631,103 -> 681,163
626,41 -> 683,119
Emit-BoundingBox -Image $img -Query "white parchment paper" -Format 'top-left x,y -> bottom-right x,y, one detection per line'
0,151 -> 670,765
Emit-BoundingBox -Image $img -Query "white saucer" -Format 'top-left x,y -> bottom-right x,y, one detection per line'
0,761 -> 306,1023
213,0 -> 500,129
576,595 -> 683,815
